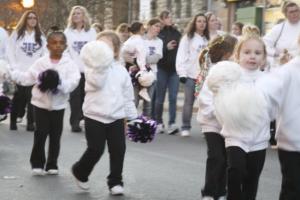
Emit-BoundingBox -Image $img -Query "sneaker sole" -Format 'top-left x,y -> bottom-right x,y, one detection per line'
168,129 -> 179,135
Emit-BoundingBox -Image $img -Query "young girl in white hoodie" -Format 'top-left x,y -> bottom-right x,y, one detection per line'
11,30 -> 80,175
207,34 -> 270,200
197,35 -> 237,200
6,10 -> 46,131
71,31 -> 137,195
64,6 -> 97,132
176,13 -> 209,137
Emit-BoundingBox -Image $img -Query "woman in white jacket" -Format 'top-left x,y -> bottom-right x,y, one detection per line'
64,6 -> 97,132
197,35 -> 237,200
71,31 -> 137,195
176,13 -> 209,137
11,30 -> 80,175
6,10 -> 46,131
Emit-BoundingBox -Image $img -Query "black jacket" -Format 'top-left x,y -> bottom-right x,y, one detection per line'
157,26 -> 181,73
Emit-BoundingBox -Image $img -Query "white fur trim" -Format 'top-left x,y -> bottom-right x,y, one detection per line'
80,41 -> 114,71
206,61 -> 242,94
0,59 -> 10,81
136,70 -> 155,87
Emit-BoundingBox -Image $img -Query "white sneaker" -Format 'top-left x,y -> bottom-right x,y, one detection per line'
167,124 -> 179,135
71,169 -> 90,190
218,196 -> 226,200
46,169 -> 59,175
138,88 -> 151,102
156,123 -> 165,134
181,130 -> 190,137
16,117 -> 23,123
32,168 -> 44,176
202,196 -> 214,200
110,185 -> 124,196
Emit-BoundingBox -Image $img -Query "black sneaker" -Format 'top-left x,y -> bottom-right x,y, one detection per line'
72,125 -> 82,133
27,124 -> 35,132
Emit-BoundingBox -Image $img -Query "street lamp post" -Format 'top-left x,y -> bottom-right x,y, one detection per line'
21,0 -> 34,9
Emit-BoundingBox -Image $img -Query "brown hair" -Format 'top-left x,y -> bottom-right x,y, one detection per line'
15,10 -> 43,47
116,23 -> 129,33
233,22 -> 244,31
147,18 -> 161,27
92,23 -> 103,33
159,10 -> 170,20
199,35 -> 237,65
128,21 -> 144,34
97,31 -> 121,59
282,1 -> 299,15
185,13 -> 209,40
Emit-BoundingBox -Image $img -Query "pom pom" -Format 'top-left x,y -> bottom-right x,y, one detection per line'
0,95 -> 11,122
0,59 -> 10,80
80,41 -> 114,71
38,69 -> 60,93
206,61 -> 242,94
126,115 -> 157,143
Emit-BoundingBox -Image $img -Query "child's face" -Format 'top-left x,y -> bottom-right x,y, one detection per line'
231,24 -> 241,36
238,39 -> 265,70
47,35 -> 67,57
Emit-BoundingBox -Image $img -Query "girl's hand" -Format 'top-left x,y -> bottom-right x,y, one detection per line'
279,49 -> 292,65
167,40 -> 177,50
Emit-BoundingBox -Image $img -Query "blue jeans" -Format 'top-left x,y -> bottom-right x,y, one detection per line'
154,68 -> 179,125
182,78 -> 196,130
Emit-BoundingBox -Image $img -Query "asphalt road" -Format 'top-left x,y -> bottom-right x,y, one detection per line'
0,112 -> 281,200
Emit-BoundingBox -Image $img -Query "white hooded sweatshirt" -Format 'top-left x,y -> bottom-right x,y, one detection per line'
11,55 -> 80,110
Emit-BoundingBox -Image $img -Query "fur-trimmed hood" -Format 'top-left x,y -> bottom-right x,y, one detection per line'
80,40 -> 114,72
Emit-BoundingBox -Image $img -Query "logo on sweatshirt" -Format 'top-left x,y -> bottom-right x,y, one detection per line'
149,46 -> 156,56
21,42 -> 42,57
72,41 -> 88,54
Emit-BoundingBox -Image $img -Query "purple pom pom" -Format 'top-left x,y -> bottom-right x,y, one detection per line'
126,115 -> 157,143
0,95 -> 11,121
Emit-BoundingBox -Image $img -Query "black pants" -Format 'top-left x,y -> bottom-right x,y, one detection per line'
278,149 -> 300,200
69,73 -> 85,127
30,106 -> 64,170
202,132 -> 227,199
72,117 -> 126,188
10,85 -> 34,125
226,146 -> 266,200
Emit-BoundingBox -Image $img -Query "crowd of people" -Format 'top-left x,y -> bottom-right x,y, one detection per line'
0,1 -> 300,199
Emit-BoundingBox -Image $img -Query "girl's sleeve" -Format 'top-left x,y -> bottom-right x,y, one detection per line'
123,71 -> 138,120
11,61 -> 39,86
197,80 -> 215,121
176,36 -> 189,78
135,40 -> 147,71
57,62 -> 81,94
263,24 -> 281,57
6,32 -> 17,70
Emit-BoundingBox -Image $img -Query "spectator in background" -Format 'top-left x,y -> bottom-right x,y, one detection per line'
155,10 -> 181,135
205,12 -> 225,41
231,21 -> 244,38
116,23 -> 130,44
263,1 -> 300,67
64,5 -> 97,132
0,26 -> 9,94
92,23 -> 103,33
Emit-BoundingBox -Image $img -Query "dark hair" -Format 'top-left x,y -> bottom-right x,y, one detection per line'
199,35 -> 237,65
159,10 -> 170,20
128,22 -> 144,34
185,13 -> 209,40
233,22 -> 244,31
46,26 -> 67,43
15,10 -> 43,47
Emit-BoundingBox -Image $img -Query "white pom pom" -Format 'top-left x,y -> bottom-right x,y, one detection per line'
206,61 -> 242,93
135,70 -> 155,87
80,41 -> 114,71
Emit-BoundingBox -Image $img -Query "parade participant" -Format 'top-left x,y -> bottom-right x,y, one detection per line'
205,12 -> 225,41
231,21 -> 244,38
6,10 -> 46,131
196,35 -> 237,200
155,10 -> 181,134
11,29 -> 80,175
116,23 -> 130,44
176,13 -> 209,137
206,34 -> 269,200
71,31 -> 137,195
263,1 -> 300,67
64,5 -> 97,132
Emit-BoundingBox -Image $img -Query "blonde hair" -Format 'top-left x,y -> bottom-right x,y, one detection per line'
242,24 -> 260,37
234,35 -> 267,62
116,23 -> 129,33
97,31 -> 121,59
67,6 -> 91,31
